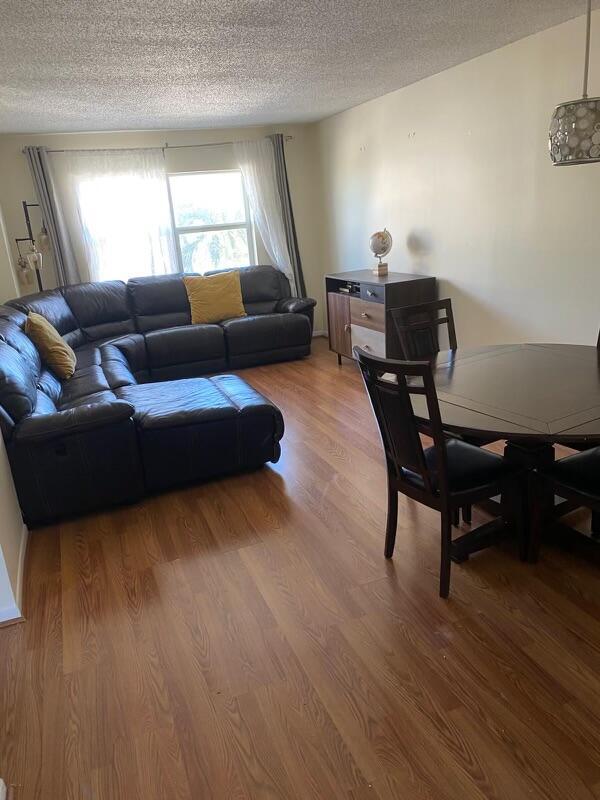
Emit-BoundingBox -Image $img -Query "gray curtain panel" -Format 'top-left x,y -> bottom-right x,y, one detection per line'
268,134 -> 306,298
23,146 -> 81,286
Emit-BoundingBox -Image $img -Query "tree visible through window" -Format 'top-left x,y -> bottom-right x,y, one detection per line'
168,170 -> 256,273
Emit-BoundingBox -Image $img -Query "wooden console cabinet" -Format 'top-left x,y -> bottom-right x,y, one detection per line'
325,270 -> 436,363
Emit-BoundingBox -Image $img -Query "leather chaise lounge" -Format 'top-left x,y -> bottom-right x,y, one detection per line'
0,265 -> 315,524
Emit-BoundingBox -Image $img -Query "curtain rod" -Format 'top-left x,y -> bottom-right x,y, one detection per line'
40,135 -> 293,155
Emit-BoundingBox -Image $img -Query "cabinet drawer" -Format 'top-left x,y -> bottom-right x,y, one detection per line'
351,325 -> 385,358
350,297 -> 385,332
360,283 -> 385,304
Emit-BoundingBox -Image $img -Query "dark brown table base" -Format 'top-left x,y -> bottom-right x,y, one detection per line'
450,517 -> 512,563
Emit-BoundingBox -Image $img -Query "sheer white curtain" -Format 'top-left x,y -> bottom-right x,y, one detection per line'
48,148 -> 178,283
233,138 -> 297,294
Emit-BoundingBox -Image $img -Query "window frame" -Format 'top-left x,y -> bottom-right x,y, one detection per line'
167,168 -> 257,274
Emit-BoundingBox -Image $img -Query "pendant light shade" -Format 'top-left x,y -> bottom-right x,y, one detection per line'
549,0 -> 599,165
549,99 -> 600,165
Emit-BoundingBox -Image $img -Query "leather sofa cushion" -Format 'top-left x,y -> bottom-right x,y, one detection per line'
38,369 -> 62,403
127,273 -> 196,333
220,312 -> 311,355
74,343 -> 102,370
206,265 -> 290,313
60,389 -> 118,410
74,333 -> 148,377
145,324 -> 225,367
63,280 -> 135,341
0,319 -> 42,376
59,364 -> 110,408
402,439 -> 513,492
244,301 -> 281,316
226,344 -> 310,370
7,289 -> 85,348
0,304 -> 27,328
116,373 -> 284,434
100,346 -> 138,389
116,377 -> 238,429
0,340 -> 38,424
32,390 -> 58,416
100,334 -> 149,385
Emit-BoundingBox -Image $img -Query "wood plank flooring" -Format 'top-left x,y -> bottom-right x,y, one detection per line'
2,337 -> 600,799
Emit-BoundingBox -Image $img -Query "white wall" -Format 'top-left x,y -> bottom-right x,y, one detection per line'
0,209 -> 25,624
0,437 -> 27,623
0,123 -> 326,328
0,206 -> 18,302
316,11 -> 600,346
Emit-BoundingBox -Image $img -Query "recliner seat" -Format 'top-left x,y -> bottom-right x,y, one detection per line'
0,265 -> 307,524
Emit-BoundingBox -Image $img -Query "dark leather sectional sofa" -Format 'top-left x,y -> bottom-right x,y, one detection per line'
0,265 -> 316,525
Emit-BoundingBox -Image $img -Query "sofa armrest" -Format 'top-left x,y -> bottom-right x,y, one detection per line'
101,333 -> 149,387
275,297 -> 317,315
14,401 -> 135,444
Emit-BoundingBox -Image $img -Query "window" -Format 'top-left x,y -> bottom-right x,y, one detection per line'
168,170 -> 256,274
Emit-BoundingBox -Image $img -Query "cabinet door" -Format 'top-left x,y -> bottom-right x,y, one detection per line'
327,292 -> 352,358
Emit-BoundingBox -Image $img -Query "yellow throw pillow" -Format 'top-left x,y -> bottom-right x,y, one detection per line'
184,272 -> 246,325
25,312 -> 76,380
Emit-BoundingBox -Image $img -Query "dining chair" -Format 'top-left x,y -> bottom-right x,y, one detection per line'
354,347 -> 524,597
555,328 -> 600,533
390,297 -> 496,525
391,298 -> 457,361
529,446 -> 600,561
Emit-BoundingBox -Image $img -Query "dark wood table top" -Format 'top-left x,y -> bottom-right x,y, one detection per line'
411,343 -> 600,444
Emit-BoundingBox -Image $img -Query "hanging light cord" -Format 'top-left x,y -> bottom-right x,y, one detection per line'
583,0 -> 592,98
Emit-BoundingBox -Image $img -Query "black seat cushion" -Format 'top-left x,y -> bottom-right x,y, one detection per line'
115,377 -> 239,429
221,313 -> 310,355
403,438 -> 513,493
544,447 -> 600,497
59,365 -> 111,409
74,343 -> 102,370
145,324 -> 225,366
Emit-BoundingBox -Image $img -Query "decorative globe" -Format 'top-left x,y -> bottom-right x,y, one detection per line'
549,98 -> 600,165
369,228 -> 392,260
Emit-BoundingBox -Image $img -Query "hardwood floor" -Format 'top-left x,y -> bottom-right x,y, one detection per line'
2,337 -> 600,799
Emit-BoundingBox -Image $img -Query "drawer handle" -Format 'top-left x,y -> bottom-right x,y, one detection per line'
360,312 -> 370,318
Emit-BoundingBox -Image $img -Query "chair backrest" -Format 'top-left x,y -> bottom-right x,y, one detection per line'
391,298 -> 457,360
354,347 -> 449,496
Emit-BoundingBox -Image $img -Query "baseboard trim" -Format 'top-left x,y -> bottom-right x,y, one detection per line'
312,330 -> 327,338
15,523 -> 29,616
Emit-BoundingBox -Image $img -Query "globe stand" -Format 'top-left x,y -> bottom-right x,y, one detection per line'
372,257 -> 388,277
369,228 -> 392,277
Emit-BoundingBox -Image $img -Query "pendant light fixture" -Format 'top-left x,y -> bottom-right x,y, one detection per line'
549,0 -> 600,165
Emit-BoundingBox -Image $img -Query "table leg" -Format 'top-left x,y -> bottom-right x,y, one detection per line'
503,440 -> 555,563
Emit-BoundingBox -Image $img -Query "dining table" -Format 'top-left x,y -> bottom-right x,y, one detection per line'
409,342 -> 600,560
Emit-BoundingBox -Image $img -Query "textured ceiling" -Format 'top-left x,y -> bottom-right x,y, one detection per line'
0,0 -> 596,133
